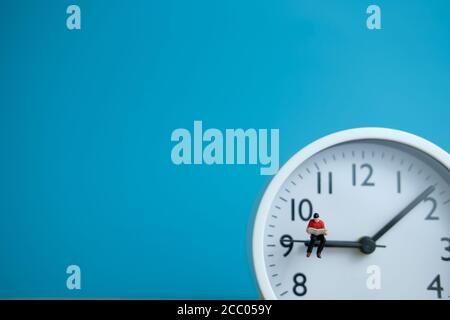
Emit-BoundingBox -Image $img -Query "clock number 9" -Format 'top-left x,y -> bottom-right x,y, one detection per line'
291,199 -> 313,221
280,234 -> 293,257
293,273 -> 307,296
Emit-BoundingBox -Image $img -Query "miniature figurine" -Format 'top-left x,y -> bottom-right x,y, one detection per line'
306,213 -> 327,258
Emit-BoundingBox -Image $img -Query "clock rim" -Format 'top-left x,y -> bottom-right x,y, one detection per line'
252,127 -> 450,300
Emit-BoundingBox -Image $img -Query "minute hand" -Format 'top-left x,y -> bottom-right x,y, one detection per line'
371,185 -> 435,242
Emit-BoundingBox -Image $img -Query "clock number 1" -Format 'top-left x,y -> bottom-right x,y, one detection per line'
293,273 -> 307,296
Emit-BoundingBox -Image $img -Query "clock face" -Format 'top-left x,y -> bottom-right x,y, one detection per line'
253,129 -> 450,299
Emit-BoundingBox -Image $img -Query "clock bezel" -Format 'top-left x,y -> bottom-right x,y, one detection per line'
252,127 -> 450,300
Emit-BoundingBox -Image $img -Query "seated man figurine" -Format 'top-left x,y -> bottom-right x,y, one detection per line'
306,213 -> 327,258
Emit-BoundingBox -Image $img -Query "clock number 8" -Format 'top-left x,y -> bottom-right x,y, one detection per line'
293,273 -> 307,296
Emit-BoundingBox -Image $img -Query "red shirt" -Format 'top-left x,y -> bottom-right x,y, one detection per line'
307,219 -> 325,229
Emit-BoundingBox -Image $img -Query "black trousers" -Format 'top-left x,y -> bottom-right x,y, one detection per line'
307,234 -> 326,254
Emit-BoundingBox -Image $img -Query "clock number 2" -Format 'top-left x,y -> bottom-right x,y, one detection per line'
427,275 -> 444,299
424,196 -> 439,220
293,273 -> 307,296
352,163 -> 375,186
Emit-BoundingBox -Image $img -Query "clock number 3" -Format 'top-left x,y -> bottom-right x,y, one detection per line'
441,238 -> 450,261
293,273 -> 307,296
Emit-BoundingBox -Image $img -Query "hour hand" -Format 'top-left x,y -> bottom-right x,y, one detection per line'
279,235 -> 386,256
299,239 -> 386,249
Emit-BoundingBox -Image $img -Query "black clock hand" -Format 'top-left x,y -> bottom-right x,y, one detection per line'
280,236 -> 386,249
300,240 -> 386,249
371,185 -> 435,242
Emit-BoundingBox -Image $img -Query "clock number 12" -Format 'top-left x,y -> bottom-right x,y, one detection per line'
352,163 -> 375,186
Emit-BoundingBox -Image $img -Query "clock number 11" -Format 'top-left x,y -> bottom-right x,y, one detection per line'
317,172 -> 333,194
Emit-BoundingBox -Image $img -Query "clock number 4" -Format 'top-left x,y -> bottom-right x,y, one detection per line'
427,275 -> 444,299
352,163 -> 375,187
293,273 -> 307,296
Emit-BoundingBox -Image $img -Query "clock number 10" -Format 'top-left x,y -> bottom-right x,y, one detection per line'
291,199 -> 313,221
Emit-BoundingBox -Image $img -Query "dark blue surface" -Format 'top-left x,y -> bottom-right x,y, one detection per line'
0,0 -> 449,298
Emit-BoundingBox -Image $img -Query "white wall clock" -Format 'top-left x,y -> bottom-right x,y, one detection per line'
252,128 -> 450,299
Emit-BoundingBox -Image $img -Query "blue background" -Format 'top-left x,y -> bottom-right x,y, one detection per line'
0,0 -> 448,298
